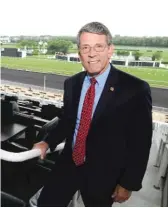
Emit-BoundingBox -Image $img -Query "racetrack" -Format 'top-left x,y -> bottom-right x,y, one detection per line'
1,67 -> 168,108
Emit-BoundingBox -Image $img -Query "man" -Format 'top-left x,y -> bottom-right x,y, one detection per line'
33,22 -> 152,207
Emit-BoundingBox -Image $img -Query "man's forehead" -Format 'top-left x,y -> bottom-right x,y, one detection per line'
80,32 -> 106,38
80,42 -> 105,46
80,32 -> 107,44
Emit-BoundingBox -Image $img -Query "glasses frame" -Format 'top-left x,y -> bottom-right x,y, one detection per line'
79,43 -> 109,54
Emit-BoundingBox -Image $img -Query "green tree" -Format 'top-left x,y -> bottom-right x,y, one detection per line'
113,36 -> 168,47
133,51 -> 143,61
47,39 -> 73,54
152,52 -> 162,61
116,50 -> 129,56
56,36 -> 76,44
17,40 -> 37,49
32,49 -> 39,55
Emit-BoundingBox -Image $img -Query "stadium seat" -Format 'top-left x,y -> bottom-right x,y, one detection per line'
1,191 -> 26,207
1,100 -> 14,124
41,104 -> 63,120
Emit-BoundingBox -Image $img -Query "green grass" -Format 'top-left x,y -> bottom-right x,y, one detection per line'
26,54 -> 50,59
113,46 -> 168,62
119,67 -> 168,88
1,57 -> 168,88
1,57 -> 82,75
1,43 -> 17,48
114,45 -> 168,50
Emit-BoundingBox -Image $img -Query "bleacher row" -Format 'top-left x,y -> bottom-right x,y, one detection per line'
0,84 -> 63,107
1,96 -> 63,123
153,111 -> 168,123
1,83 -> 168,123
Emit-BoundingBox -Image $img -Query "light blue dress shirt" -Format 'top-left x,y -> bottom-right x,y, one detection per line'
72,64 -> 111,148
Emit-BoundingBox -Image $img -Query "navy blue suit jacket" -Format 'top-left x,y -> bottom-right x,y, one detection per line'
45,64 -> 152,197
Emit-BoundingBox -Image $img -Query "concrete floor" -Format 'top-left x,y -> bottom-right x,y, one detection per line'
113,142 -> 161,207
76,142 -> 162,207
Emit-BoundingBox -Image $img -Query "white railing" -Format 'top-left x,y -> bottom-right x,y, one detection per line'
0,143 -> 65,162
152,120 -> 168,189
152,120 -> 168,150
153,106 -> 168,113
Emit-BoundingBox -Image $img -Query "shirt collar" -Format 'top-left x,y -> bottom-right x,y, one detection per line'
86,63 -> 111,87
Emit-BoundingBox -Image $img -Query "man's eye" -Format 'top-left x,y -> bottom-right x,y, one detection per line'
83,46 -> 89,50
96,45 -> 103,48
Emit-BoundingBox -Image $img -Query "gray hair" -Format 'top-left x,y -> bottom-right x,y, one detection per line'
77,22 -> 113,48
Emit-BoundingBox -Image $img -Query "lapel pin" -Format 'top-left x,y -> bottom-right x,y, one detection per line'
110,87 -> 114,92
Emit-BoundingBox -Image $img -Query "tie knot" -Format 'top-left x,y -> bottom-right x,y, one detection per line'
90,77 -> 97,85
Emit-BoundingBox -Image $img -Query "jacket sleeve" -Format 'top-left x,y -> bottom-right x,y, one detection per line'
119,82 -> 153,191
43,79 -> 69,151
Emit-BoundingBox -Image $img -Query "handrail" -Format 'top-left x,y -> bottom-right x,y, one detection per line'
0,143 -> 65,162
153,120 -> 168,126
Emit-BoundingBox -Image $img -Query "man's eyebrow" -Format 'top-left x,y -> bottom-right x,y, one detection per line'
81,43 -> 104,46
80,44 -> 90,46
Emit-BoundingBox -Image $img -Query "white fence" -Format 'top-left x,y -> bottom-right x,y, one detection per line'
153,120 -> 168,189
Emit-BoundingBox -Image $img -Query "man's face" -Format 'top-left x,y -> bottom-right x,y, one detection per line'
78,32 -> 114,76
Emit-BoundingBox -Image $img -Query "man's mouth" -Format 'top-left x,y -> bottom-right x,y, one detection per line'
89,60 -> 99,64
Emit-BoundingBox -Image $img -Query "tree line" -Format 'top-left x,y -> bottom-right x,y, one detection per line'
13,35 -> 168,48
113,36 -> 168,47
16,38 -> 164,61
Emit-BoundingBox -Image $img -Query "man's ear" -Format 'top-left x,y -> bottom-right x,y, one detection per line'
111,44 -> 114,53
78,51 -> 82,61
108,44 -> 114,59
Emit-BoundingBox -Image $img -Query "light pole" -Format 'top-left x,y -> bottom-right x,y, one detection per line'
44,42 -> 48,55
44,75 -> 46,92
38,41 -> 43,57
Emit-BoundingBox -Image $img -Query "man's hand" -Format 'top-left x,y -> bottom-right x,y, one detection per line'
112,184 -> 132,203
33,141 -> 49,160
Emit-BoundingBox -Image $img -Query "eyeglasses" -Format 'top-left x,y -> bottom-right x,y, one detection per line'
79,44 -> 107,54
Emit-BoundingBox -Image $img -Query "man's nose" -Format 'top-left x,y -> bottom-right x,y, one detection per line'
88,47 -> 97,57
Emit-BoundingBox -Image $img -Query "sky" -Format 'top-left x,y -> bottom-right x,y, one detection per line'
0,0 -> 168,37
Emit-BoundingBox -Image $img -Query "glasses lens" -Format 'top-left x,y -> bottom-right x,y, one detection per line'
79,44 -> 106,54
95,44 -> 105,52
80,46 -> 90,54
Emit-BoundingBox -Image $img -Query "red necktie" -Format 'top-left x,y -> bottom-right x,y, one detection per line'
73,77 -> 97,166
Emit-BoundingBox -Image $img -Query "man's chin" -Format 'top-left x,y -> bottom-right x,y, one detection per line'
87,70 -> 100,77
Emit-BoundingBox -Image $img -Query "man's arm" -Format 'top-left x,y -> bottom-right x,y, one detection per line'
33,78 -> 70,156
119,82 -> 153,191
43,79 -> 69,151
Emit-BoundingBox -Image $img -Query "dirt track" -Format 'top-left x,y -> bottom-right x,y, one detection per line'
1,67 -> 168,108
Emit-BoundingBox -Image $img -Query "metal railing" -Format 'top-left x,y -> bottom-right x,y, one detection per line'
153,106 -> 168,113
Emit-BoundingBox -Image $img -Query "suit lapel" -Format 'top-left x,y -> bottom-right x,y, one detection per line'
71,65 -> 119,126
91,64 -> 119,126
72,72 -> 86,120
